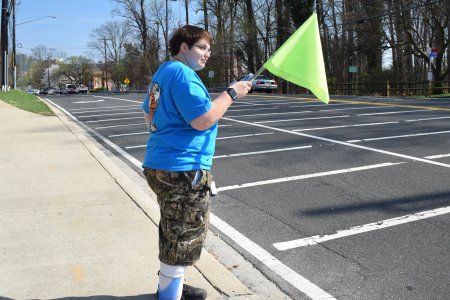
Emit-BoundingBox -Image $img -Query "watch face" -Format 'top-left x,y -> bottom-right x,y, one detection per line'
228,88 -> 238,100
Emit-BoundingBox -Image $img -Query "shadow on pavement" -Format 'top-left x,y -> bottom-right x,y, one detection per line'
300,190 -> 450,216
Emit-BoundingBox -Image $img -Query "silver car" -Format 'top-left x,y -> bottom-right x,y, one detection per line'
234,74 -> 278,93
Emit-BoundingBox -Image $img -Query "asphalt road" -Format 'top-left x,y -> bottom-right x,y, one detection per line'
45,92 -> 450,300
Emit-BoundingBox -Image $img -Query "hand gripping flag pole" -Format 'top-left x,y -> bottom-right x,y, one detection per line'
251,13 -> 329,104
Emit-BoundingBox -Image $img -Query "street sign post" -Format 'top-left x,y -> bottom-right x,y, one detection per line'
426,47 -> 438,96
427,47 -> 437,83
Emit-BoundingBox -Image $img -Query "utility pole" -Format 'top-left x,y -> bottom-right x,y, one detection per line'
47,65 -> 50,89
184,0 -> 189,25
1,0 -> 10,90
12,0 -> 15,89
165,0 -> 169,61
155,21 -> 160,62
100,38 -> 108,91
104,39 -> 107,91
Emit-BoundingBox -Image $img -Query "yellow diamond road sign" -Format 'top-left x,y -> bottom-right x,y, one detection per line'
124,78 -> 130,85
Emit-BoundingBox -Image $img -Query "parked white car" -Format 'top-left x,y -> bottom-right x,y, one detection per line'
232,73 -> 278,93
63,84 -> 78,94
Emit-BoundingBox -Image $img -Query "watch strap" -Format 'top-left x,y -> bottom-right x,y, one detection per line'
226,88 -> 238,101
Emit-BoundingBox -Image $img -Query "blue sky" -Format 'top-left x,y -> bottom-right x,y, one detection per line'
16,0 -> 200,61
16,0 -> 118,60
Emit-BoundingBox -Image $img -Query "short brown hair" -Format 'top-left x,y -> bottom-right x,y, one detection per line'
169,25 -> 212,57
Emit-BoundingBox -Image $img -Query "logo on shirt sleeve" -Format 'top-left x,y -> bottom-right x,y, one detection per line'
148,82 -> 160,132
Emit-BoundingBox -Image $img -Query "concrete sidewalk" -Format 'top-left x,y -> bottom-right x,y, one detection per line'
0,100 -> 257,299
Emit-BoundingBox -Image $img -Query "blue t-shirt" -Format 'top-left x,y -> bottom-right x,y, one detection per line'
142,60 -> 217,171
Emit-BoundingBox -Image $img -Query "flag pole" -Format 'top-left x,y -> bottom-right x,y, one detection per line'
250,66 -> 266,80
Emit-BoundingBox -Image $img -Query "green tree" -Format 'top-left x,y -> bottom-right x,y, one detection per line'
55,56 -> 94,86
26,61 -> 45,88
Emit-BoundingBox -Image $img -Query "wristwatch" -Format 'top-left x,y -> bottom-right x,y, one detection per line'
226,87 -> 238,101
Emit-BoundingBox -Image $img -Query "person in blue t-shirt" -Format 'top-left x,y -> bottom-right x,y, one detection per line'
142,25 -> 251,300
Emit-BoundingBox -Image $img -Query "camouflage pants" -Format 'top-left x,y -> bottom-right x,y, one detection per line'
143,168 -> 212,266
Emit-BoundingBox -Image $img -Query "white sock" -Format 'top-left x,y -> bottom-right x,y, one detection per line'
158,262 -> 186,300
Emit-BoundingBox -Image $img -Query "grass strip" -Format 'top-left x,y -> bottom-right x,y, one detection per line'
0,90 -> 54,115
431,93 -> 450,98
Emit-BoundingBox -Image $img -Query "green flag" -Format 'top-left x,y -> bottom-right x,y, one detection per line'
263,13 -> 329,104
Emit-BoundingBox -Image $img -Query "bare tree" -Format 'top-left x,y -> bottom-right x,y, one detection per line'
112,0 -> 152,87
243,0 -> 260,73
89,21 -> 130,63
89,20 -> 131,89
256,0 -> 277,61
383,0 -> 448,93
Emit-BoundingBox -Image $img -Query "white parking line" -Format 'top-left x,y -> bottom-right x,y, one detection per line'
317,106 -> 388,112
357,109 -> 430,116
211,215 -> 336,300
228,107 -> 280,112
218,162 -> 402,191
273,206 -> 450,250
288,103 -> 354,108
72,107 -> 141,114
255,115 -> 350,124
424,153 -> 450,159
92,95 -> 141,103
216,132 -> 273,140
231,102 -> 265,106
346,130 -> 450,143
222,117 -> 450,168
405,116 -> 450,122
109,131 -> 148,138
294,121 -> 399,132
86,116 -> 144,123
95,123 -> 146,130
214,145 -> 312,159
78,111 -> 141,118
227,110 -> 313,118
70,104 -> 140,112
242,101 -> 313,106
73,100 -> 104,104
125,144 -> 146,149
